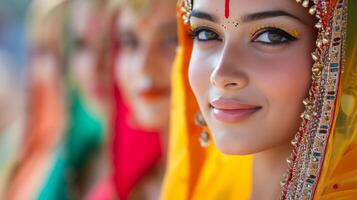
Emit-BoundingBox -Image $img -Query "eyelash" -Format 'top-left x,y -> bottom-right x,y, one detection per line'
190,26 -> 298,45
191,26 -> 222,42
251,27 -> 298,45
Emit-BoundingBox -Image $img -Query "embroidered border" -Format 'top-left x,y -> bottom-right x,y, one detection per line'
282,0 -> 348,199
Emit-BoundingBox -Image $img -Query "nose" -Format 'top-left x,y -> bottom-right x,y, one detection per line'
137,40 -> 158,76
210,45 -> 248,90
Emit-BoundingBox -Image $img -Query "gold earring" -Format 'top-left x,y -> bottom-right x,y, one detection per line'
195,112 -> 211,148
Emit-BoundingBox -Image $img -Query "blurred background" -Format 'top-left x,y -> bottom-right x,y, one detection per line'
0,0 -> 31,196
0,0 -> 177,199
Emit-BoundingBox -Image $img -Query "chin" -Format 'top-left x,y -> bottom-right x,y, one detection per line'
137,122 -> 161,131
212,131 -> 263,155
215,142 -> 256,155
132,101 -> 169,130
135,112 -> 168,132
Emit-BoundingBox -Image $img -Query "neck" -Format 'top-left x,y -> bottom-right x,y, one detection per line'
159,125 -> 169,166
250,142 -> 292,200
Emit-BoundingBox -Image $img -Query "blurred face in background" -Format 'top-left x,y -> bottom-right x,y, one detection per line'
0,53 -> 23,132
116,0 -> 177,131
70,0 -> 108,105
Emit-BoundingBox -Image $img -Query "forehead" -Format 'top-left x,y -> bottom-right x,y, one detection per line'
71,1 -> 105,37
125,0 -> 154,16
118,0 -> 176,31
192,0 -> 311,23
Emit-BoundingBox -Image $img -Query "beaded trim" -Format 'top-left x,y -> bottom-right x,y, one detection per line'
178,0 -> 192,24
280,0 -> 347,199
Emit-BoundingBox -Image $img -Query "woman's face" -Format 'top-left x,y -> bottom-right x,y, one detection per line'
189,0 -> 316,154
116,0 -> 177,131
70,1 -> 108,103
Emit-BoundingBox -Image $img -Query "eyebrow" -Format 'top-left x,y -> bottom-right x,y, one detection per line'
190,10 -> 217,22
190,10 -> 303,24
242,10 -> 303,23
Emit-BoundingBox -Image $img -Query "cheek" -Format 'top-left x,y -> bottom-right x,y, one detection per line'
116,54 -> 135,96
161,62 -> 174,86
258,58 -> 311,104
152,50 -> 175,85
256,44 -> 313,107
188,50 -> 214,107
252,45 -> 312,143
72,55 -> 96,85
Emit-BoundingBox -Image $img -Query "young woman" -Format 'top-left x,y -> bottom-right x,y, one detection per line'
7,0 -> 111,199
35,0 -> 111,199
102,0 -> 178,199
6,1 -> 68,199
162,0 -> 357,199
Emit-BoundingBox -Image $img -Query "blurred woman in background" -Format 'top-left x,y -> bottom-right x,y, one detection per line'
89,0 -> 178,199
6,1 -> 68,199
7,0 -> 112,199
35,0 -> 112,199
6,0 -> 178,199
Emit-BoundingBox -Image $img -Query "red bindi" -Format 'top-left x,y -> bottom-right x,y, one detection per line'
225,0 -> 230,18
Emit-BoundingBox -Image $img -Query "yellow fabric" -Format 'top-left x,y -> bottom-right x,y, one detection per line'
162,1 -> 357,200
191,149 -> 252,200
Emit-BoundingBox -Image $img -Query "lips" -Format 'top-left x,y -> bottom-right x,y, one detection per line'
210,98 -> 261,123
138,88 -> 170,101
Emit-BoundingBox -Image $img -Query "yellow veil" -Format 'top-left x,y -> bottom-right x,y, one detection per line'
162,0 -> 357,199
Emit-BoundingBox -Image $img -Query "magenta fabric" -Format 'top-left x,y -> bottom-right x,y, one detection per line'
111,86 -> 162,200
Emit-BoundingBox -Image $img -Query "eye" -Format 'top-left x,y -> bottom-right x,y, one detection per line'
120,33 -> 138,49
74,38 -> 90,51
252,28 -> 297,45
192,27 -> 221,42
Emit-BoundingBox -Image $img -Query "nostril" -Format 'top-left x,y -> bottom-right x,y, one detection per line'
210,72 -> 248,89
225,82 -> 239,88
